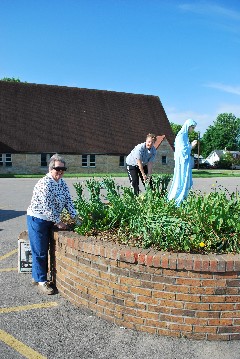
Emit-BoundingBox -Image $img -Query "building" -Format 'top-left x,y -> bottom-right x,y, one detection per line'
0,81 -> 175,174
204,150 -> 240,167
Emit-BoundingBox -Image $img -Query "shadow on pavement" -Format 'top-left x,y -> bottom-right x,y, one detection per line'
0,209 -> 26,222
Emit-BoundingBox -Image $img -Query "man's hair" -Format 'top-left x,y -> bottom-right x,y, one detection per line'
146,133 -> 157,142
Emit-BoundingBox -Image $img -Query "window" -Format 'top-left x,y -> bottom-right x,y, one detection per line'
162,155 -> 167,165
41,154 -> 47,167
82,155 -> 88,167
82,154 -> 96,167
119,155 -> 125,167
89,155 -> 95,167
5,153 -> 12,167
41,153 -> 55,167
0,154 -> 3,166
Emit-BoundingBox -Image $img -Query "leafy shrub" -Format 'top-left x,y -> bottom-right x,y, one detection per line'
73,176 -> 240,254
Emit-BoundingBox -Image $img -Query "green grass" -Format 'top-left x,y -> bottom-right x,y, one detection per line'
0,173 -> 129,178
0,169 -> 239,178
192,169 -> 240,177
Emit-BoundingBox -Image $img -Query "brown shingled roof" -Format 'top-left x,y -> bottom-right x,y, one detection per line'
0,81 -> 174,155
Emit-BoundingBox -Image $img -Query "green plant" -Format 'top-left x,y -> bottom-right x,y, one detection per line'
73,176 -> 240,254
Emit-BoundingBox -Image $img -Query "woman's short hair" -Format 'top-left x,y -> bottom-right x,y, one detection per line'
146,133 -> 157,142
49,154 -> 66,170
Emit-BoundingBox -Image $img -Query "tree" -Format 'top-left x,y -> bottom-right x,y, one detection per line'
201,113 -> 240,158
0,77 -> 21,82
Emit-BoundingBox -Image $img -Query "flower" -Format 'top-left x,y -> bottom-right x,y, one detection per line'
199,242 -> 205,248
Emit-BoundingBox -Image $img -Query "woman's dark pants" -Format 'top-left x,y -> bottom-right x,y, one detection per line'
27,215 -> 53,282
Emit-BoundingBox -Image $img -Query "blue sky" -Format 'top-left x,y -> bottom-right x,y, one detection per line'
0,0 -> 240,135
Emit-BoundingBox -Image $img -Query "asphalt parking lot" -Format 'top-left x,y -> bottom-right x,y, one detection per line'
0,177 -> 240,359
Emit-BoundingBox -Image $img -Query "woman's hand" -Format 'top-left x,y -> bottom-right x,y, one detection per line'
56,221 -> 67,229
191,140 -> 198,149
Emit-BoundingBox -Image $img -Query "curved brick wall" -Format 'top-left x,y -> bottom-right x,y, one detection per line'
53,231 -> 240,341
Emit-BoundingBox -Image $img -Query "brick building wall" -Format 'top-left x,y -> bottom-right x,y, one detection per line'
53,231 -> 240,341
0,141 -> 174,174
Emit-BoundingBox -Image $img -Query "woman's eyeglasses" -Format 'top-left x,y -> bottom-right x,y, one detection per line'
53,166 -> 67,172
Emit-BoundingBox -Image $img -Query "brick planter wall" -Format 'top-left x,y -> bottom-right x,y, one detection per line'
53,231 -> 240,341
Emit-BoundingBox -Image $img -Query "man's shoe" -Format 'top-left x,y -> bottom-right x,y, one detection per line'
38,282 -> 54,295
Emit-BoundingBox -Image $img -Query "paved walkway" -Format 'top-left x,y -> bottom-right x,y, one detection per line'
0,177 -> 240,359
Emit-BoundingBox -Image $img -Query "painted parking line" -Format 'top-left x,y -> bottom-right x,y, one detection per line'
0,301 -> 58,314
0,302 -> 58,358
0,267 -> 17,272
0,248 -> 18,261
0,329 -> 47,359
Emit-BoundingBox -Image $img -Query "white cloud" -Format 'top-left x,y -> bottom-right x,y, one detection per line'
205,82 -> 240,96
216,103 -> 240,117
179,3 -> 240,20
165,103 -> 240,136
165,108 -> 213,135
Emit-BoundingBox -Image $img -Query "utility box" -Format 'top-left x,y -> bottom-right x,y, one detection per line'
18,231 -> 32,273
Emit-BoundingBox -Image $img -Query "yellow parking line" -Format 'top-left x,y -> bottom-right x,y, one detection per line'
0,329 -> 47,359
0,267 -> 17,272
0,249 -> 18,261
0,302 -> 58,314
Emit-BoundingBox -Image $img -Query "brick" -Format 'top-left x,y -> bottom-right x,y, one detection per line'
160,299 -> 184,308
225,295 -> 240,303
193,255 -> 202,271
124,314 -> 145,325
152,253 -> 161,267
209,258 -> 218,272
168,323 -> 192,332
221,311 -> 240,318
137,295 -> 158,305
230,333 -> 240,340
211,303 -> 235,311
226,279 -> 240,287
176,253 -> 186,270
160,253 -> 169,268
130,287 -> 152,297
208,318 -> 233,326
190,286 -> 215,295
207,333 -> 230,341
151,275 -> 175,285
157,328 -> 181,338
184,317 -> 208,326
176,277 -> 200,287
145,250 -> 156,267
138,249 -> 151,265
193,325 -> 217,334
201,295 -> 226,303
119,276 -> 141,287
218,326 -> 240,334
145,319 -> 168,328
148,305 -> 171,314
141,280 -> 155,289
164,284 -> 189,293
184,256 -> 193,270
152,291 -> 175,300
125,300 -> 146,310
185,302 -> 210,311
176,293 -> 201,302
171,308 -> 195,317
168,253 -> 178,269
136,325 -> 157,334
136,309 -> 159,320
196,311 -> 220,318
234,260 -> 240,271
182,332 -> 206,340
